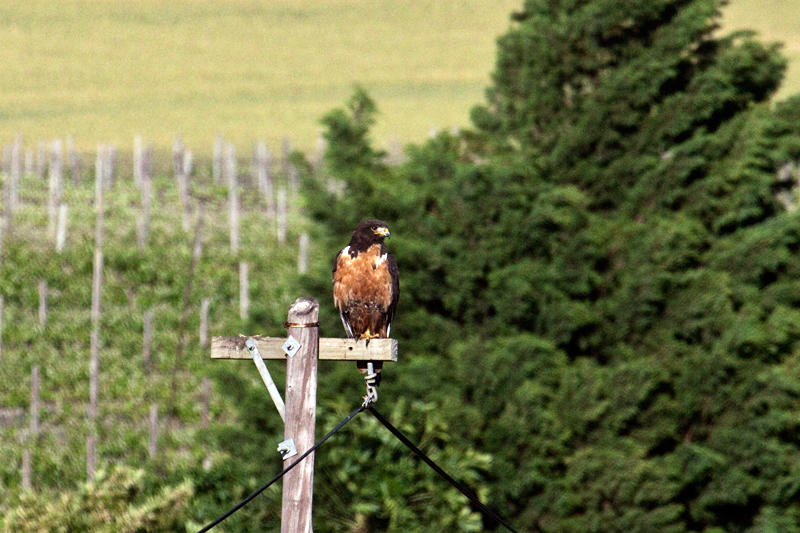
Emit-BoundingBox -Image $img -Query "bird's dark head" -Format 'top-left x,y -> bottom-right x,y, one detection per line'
349,219 -> 391,251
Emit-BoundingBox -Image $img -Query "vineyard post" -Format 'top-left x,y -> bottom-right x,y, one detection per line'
21,365 -> 39,491
87,149 -> 105,482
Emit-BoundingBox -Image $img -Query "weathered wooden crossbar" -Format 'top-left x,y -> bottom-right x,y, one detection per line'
211,336 -> 398,361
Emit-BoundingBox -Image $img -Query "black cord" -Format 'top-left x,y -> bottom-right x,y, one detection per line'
367,405 -> 524,533
196,404 -> 366,533
197,402 -> 528,532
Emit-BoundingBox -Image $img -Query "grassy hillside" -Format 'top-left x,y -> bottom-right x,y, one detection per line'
0,0 -> 520,154
3,0 -> 793,157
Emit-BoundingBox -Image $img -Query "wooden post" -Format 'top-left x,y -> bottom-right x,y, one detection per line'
143,309 -> 153,374
36,141 -> 47,180
281,297 -> 319,533
193,203 -> 205,260
277,187 -> 287,244
172,135 -> 184,177
56,203 -> 68,253
88,158 -> 104,483
2,144 -> 16,231
38,280 -> 47,328
10,134 -> 21,213
183,148 -> 193,178
95,144 -> 105,200
1,163 -> 10,239
48,140 -> 63,238
255,141 -> 274,218
173,136 -> 191,230
133,134 -> 143,188
105,144 -> 117,189
263,142 -> 276,219
31,366 -> 40,433
201,377 -> 211,427
165,212 -> 204,423
281,136 -> 292,180
25,148 -> 34,177
180,149 -> 193,232
386,135 -> 406,166
239,262 -> 249,320
213,133 -> 224,184
22,365 -> 39,491
2,143 -> 10,176
287,163 -> 299,195
148,404 -> 159,459
0,295 -> 4,363
298,233 -> 309,274
311,135 -> 327,172
67,135 -> 82,185
0,202 -> 4,256
86,435 -> 96,482
137,145 -> 153,250
226,143 -> 239,253
200,298 -> 210,348
21,447 -> 31,491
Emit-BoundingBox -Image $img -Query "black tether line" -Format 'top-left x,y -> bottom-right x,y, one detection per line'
196,404 -> 366,533
367,405 -> 523,533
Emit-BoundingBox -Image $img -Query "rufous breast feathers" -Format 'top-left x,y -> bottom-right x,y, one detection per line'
333,244 -> 394,311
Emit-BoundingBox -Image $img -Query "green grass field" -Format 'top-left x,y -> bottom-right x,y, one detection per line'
0,0 -> 797,156
0,0 -> 520,154
2,1 -> 794,157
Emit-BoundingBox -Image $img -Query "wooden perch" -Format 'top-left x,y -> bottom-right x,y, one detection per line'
211,336 -> 397,362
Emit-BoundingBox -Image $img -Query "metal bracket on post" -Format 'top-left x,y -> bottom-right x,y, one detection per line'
246,338 -> 286,422
282,335 -> 301,358
277,438 -> 298,460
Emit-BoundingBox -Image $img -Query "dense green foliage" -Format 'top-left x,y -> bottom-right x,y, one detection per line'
304,0 -> 800,531
3,467 -> 192,532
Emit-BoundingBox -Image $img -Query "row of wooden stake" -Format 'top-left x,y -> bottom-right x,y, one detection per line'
3,232 -> 303,487
0,291 -> 213,363
16,362 -> 213,491
2,253 -> 300,486
2,136 -> 86,182
1,134 -> 313,487
0,244 -> 310,366
1,135 -> 306,255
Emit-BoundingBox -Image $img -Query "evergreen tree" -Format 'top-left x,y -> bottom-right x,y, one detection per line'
472,0 -> 786,214
304,1 -> 800,531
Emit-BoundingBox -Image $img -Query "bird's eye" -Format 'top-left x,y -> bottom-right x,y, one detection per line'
371,226 -> 377,231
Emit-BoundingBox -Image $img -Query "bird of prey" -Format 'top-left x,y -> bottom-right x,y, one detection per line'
333,219 -> 399,383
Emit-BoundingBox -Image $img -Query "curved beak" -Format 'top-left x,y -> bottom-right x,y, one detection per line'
375,227 -> 391,239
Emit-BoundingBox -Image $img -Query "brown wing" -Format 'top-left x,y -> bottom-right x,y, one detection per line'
385,251 -> 399,336
332,248 -> 355,337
